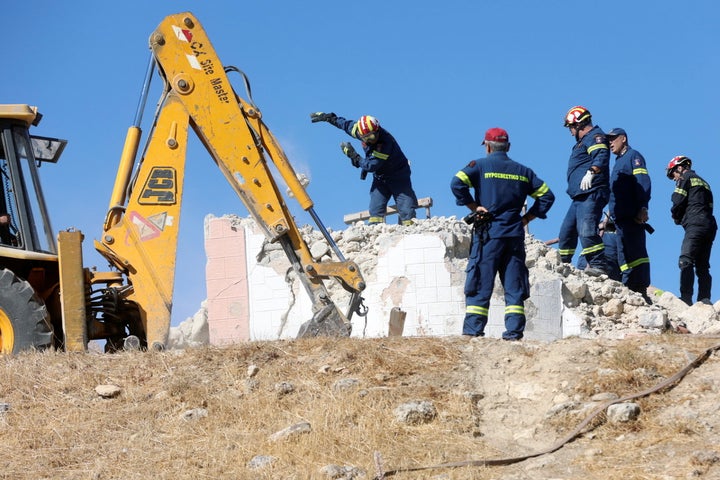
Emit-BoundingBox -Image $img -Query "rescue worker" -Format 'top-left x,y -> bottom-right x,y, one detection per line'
607,128 -> 652,301
558,106 -> 610,275
310,112 -> 418,225
667,156 -> 717,305
451,127 -> 555,340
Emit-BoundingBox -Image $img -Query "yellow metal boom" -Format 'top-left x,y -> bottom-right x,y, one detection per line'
89,12 -> 365,349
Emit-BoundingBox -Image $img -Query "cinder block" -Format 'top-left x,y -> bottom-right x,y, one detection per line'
402,234 -> 441,250
416,286 -> 439,303
562,307 -> 584,337
405,263 -> 425,277
427,301 -> 457,317
206,217 -> 233,239
434,264 -> 453,287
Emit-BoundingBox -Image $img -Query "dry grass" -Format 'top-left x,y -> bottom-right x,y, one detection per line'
548,335 -> 720,479
575,341 -> 675,396
1,334 -> 719,480
0,337 -> 492,479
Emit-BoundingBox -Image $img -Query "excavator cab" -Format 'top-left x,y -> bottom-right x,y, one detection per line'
0,105 -> 65,254
0,104 -> 66,353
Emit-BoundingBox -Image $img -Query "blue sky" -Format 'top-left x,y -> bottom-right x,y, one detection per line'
5,1 -> 720,324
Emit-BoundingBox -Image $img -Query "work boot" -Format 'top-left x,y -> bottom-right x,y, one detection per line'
628,285 -> 652,304
584,267 -> 606,277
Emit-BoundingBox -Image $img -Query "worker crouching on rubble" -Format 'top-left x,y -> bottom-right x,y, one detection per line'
451,127 -> 555,340
310,112 -> 418,225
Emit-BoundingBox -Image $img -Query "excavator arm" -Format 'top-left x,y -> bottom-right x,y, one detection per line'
90,12 -> 365,350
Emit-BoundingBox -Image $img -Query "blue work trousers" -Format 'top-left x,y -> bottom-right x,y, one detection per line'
463,235 -> 529,340
615,219 -> 650,292
558,189 -> 609,269
369,175 -> 418,223
576,230 -> 621,281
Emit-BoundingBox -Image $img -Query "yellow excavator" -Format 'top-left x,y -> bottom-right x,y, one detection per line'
0,12 -> 366,354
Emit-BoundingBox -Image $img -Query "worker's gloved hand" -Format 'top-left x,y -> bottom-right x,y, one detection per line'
310,112 -> 337,123
635,207 -> 649,224
340,142 -> 361,168
579,170 -> 595,191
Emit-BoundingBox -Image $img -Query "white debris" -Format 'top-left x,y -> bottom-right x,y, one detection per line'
173,215 -> 719,347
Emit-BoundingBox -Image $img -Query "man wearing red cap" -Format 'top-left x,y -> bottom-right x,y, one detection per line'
451,128 -> 555,340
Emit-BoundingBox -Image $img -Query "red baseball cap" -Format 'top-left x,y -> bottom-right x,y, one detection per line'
482,127 -> 509,144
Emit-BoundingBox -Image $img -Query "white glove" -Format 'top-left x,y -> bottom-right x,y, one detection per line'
580,170 -> 594,191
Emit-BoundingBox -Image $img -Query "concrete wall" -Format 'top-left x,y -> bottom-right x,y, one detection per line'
204,216 -> 570,342
204,216 -> 250,345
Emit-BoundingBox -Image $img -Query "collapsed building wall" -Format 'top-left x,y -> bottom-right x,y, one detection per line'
168,214 -> 720,348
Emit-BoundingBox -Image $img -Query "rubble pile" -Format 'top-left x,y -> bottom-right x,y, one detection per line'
296,216 -> 720,338
169,215 -> 720,347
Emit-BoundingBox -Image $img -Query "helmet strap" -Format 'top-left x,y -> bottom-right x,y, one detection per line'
574,121 -> 591,141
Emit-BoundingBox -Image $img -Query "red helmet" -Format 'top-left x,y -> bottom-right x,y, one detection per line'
666,156 -> 692,179
563,106 -> 592,127
357,115 -> 380,137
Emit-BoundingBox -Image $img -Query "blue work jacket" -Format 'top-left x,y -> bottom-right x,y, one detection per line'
608,147 -> 651,221
451,152 -> 555,238
671,169 -> 716,229
566,126 -> 610,198
331,116 -> 412,179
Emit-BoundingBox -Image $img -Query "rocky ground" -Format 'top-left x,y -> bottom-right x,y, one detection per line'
2,334 -> 719,479
7,218 -> 715,479
454,335 -> 720,480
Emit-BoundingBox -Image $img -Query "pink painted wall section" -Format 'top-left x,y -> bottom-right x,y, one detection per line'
205,217 -> 250,344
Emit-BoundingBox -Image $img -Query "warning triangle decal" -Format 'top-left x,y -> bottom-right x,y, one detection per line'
128,211 -> 163,242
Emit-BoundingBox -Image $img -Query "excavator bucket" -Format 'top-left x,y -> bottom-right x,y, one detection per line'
296,304 -> 351,338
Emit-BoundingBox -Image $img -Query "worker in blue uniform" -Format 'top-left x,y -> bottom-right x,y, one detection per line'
667,156 -> 717,305
558,106 -> 610,275
607,128 -> 652,302
310,112 -> 418,225
451,127 -> 555,340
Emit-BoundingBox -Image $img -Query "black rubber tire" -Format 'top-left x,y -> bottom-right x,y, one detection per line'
0,268 -> 53,354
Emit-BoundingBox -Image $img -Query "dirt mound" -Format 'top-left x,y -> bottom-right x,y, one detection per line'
2,334 -> 719,479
